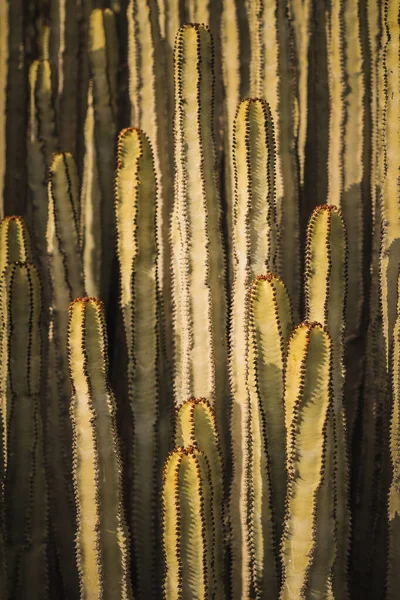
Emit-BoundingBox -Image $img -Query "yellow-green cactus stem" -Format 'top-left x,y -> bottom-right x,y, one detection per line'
88,8 -> 118,304
174,398 -> 225,598
127,0 -> 174,372
27,59 -> 58,267
388,273 -> 400,598
288,0 -> 311,187
247,273 -> 293,583
2,262 -> 48,598
304,204 -> 350,598
47,151 -> 85,598
81,79 -> 102,298
171,24 -> 228,414
68,297 -> 132,600
245,1 -> 299,316
229,97 -> 277,600
380,0 -> 400,365
281,322 -> 335,600
115,127 -> 159,599
162,446 -> 216,599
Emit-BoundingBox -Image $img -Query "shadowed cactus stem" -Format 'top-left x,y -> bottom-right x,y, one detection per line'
68,297 -> 132,600
162,445 -> 216,599
1,262 -> 47,599
115,127 -> 159,599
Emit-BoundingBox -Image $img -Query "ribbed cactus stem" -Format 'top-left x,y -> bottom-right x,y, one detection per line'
162,446 -> 215,599
1,262 -> 48,598
0,216 -> 31,481
247,274 -> 293,593
171,23 -> 228,413
380,0 -> 400,365
68,297 -> 132,600
0,216 -> 31,280
46,151 -> 85,598
87,8 -> 118,303
174,398 -> 225,598
304,204 -> 349,597
81,80 -> 102,298
281,322 -> 335,599
27,59 -> 58,265
229,97 -> 277,599
388,273 -> 400,597
288,0 -> 311,186
115,127 -> 159,599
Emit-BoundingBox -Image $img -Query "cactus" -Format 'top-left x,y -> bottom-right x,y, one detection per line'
87,8 -> 118,303
281,322 -> 335,600
115,127 -> 160,599
387,273 -> 400,598
68,297 -> 132,600
171,23 -> 228,414
27,59 -> 58,268
246,273 -> 293,582
304,204 -> 350,597
1,262 -> 48,599
46,151 -> 85,598
162,446 -> 215,599
0,217 -> 32,479
229,97 -> 277,599
174,398 -> 225,597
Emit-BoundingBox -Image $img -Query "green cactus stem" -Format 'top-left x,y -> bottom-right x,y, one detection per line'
68,297 -> 132,600
115,127 -> 159,599
46,151 -> 85,599
304,204 -> 350,597
162,445 -> 215,599
171,23 -> 228,414
174,398 -> 225,598
49,0 -> 79,158
281,322 -> 335,600
247,274 -> 293,592
2,262 -> 47,599
229,97 -> 277,599
87,8 -> 118,304
27,59 -> 58,268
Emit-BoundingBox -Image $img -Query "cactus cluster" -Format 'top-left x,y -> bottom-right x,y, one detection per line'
0,0 -> 399,599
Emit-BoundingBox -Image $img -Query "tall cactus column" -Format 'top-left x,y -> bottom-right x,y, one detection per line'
115,127 -> 160,599
2,262 -> 47,599
229,97 -> 277,599
68,298 -> 132,600
171,24 -> 228,418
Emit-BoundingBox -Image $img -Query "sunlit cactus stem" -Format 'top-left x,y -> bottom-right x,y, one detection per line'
171,24 -> 228,420
304,204 -> 350,597
162,446 -> 216,599
229,97 -> 277,599
281,322 -> 335,599
174,398 -> 225,598
246,274 -> 293,595
68,297 -> 132,600
115,127 -> 160,599
1,262 -> 48,599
